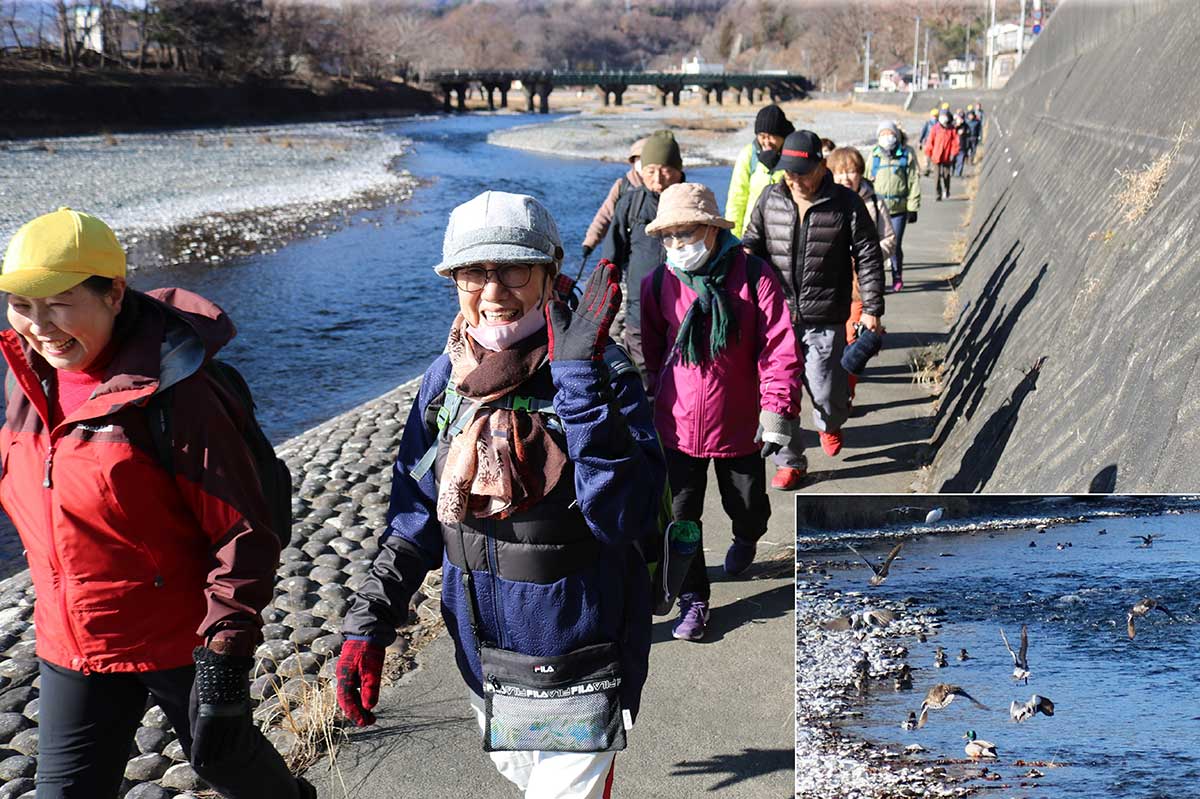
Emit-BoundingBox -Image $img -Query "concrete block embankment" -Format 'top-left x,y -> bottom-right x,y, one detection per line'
927,0 -> 1200,491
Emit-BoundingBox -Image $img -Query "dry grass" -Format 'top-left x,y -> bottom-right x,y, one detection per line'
909,343 -> 948,394
258,133 -> 273,144
102,132 -> 118,147
1114,123 -> 1191,225
949,233 -> 968,264
195,135 -> 208,147
661,116 -> 745,133
223,137 -> 234,148
35,142 -> 57,154
942,281 -> 962,326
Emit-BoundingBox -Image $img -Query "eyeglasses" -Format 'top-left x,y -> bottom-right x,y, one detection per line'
452,264 -> 535,292
659,226 -> 701,247
832,172 -> 861,183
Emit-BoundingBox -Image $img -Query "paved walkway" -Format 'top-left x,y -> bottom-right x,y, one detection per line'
311,164 -> 967,799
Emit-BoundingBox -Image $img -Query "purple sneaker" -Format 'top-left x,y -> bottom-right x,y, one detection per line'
891,280 -> 903,293
672,594 -> 710,641
724,538 -> 757,576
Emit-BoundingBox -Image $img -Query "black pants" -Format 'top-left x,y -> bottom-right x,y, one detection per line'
664,448 -> 770,602
36,660 -> 300,799
937,162 -> 953,199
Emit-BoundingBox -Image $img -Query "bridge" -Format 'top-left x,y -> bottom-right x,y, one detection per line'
420,69 -> 814,113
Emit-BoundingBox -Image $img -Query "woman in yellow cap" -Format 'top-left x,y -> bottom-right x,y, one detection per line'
0,208 -> 311,798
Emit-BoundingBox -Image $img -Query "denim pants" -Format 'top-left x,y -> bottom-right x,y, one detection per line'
888,212 -> 907,284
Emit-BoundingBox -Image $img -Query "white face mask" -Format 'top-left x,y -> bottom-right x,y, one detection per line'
666,239 -> 710,273
879,134 -> 897,150
632,158 -> 642,172
467,304 -> 547,352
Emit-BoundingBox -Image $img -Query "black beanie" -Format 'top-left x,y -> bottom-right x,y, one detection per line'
641,131 -> 683,171
755,105 -> 794,137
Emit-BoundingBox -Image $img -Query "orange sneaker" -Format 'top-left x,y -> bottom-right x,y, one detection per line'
819,430 -> 843,456
770,467 -> 806,491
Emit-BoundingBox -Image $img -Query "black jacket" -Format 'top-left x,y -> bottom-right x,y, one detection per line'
741,173 -> 885,326
600,186 -> 664,331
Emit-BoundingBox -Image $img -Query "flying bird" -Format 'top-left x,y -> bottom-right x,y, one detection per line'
916,684 -> 990,728
846,542 -> 904,586
1000,625 -> 1031,684
1131,534 -> 1161,548
1010,694 -> 1055,722
819,609 -> 897,631
963,730 -> 998,759
1127,598 -> 1176,639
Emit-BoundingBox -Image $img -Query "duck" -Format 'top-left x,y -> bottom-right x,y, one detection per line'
901,711 -> 919,730
1127,597 -> 1177,639
894,664 -> 913,691
1131,534 -> 1161,548
916,683 -> 990,728
934,646 -> 948,668
846,541 -> 905,586
819,608 -> 897,631
1000,625 -> 1031,683
957,648 -> 970,662
963,730 -> 998,759
1010,693 -> 1055,722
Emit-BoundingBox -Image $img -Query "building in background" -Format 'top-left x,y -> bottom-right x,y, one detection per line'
943,57 -> 979,89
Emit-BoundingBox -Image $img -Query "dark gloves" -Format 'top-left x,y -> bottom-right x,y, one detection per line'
581,244 -> 594,260
907,211 -> 918,224
336,638 -> 385,727
755,410 -> 798,459
546,259 -> 621,362
189,646 -> 253,768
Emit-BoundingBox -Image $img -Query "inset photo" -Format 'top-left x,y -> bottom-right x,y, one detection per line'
794,495 -> 1198,798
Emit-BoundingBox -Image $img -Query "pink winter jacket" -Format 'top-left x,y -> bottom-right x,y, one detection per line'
641,247 -> 802,458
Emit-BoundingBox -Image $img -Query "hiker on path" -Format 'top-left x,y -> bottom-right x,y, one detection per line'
917,108 -> 937,176
966,109 -> 982,162
742,131 -> 886,487
640,182 -> 801,639
867,120 -> 921,293
584,137 -> 647,346
725,105 -> 794,239
338,191 -> 664,799
0,209 -> 310,799
953,111 -> 971,177
827,146 -> 896,405
602,131 -> 685,381
925,109 -> 961,201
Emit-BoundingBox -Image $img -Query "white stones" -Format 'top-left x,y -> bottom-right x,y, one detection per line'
161,762 -> 207,792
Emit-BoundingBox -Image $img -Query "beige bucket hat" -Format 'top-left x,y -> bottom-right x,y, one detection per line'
645,183 -> 734,236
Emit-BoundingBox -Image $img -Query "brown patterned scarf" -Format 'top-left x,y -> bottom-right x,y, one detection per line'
436,314 -> 566,524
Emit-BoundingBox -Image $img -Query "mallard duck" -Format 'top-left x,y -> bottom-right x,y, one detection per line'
1010,693 -> 1055,722
894,664 -> 913,691
934,646 -> 948,668
916,683 -> 990,728
1127,598 -> 1176,639
846,542 -> 905,586
901,711 -> 919,730
1000,625 -> 1031,683
957,648 -> 970,661
963,730 -> 997,759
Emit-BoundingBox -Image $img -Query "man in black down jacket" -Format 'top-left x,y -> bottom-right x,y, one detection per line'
601,130 -> 684,382
742,130 -> 884,488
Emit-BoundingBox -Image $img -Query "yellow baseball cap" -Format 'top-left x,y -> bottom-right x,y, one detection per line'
0,207 -> 126,298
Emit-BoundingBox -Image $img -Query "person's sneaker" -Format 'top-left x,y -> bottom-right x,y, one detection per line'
891,280 -> 903,293
724,538 -> 757,576
819,430 -> 843,457
673,594 -> 710,641
771,467 -> 806,491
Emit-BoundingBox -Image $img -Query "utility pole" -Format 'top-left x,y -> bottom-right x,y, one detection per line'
912,15 -> 920,94
1018,0 -> 1028,61
863,31 -> 872,91
923,27 -> 930,90
987,0 -> 997,89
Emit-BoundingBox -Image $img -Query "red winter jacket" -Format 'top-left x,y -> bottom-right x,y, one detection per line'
924,122 -> 961,165
0,288 -> 279,673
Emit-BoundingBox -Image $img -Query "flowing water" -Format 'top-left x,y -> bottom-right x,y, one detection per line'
800,500 -> 1200,799
131,113 -> 732,442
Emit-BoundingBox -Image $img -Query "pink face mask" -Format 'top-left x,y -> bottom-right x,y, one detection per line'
467,304 -> 547,351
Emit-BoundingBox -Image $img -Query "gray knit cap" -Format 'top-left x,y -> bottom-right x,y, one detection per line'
434,191 -> 564,276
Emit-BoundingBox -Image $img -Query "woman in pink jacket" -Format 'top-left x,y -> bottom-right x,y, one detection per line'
640,183 -> 802,641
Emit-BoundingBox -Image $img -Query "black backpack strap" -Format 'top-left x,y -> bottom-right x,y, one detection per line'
651,263 -> 667,309
146,389 -> 175,476
745,255 -> 761,308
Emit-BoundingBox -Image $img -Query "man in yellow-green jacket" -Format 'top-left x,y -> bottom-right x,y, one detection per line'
725,105 -> 794,238
867,119 -> 921,292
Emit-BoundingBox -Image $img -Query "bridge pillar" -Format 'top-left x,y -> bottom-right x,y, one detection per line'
483,83 -> 497,111
500,85 -> 509,108
440,84 -> 452,112
714,85 -> 726,105
523,83 -> 536,113
748,87 -> 758,103
455,83 -> 467,112
613,85 -> 626,106
536,82 -> 552,114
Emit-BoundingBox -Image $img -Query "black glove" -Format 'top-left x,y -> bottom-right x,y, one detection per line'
907,211 -> 918,224
189,646 -> 254,768
754,410 -> 798,459
546,259 -> 621,362
581,244 -> 594,260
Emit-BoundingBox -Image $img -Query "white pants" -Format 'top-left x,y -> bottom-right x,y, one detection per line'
470,702 -> 617,798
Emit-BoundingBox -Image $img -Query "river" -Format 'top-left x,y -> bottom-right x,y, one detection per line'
130,113 -> 733,442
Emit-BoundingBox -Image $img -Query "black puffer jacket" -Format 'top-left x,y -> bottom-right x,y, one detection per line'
599,186 -> 664,332
742,172 -> 885,326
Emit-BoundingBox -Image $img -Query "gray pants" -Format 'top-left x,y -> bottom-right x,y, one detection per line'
773,324 -> 850,469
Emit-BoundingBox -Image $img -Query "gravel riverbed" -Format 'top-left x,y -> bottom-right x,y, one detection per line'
0,375 -> 445,798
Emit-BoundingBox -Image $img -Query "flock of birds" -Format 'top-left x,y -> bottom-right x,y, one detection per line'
822,509 -> 1183,764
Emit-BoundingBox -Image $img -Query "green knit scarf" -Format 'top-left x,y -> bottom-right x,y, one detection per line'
671,230 -> 742,367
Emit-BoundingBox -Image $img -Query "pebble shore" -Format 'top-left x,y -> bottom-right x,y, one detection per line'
0,374 -> 446,798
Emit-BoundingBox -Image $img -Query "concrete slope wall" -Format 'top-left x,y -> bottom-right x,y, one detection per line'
928,0 -> 1200,492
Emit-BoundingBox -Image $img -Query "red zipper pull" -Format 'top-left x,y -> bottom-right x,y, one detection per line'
43,446 -> 55,488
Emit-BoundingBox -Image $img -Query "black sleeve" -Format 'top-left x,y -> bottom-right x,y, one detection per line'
599,193 -> 631,275
849,192 -> 885,317
741,187 -> 769,258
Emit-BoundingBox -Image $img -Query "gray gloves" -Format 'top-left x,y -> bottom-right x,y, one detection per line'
755,410 -> 798,459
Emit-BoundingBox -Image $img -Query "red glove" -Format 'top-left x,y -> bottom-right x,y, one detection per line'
336,639 -> 385,727
546,259 -> 621,362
